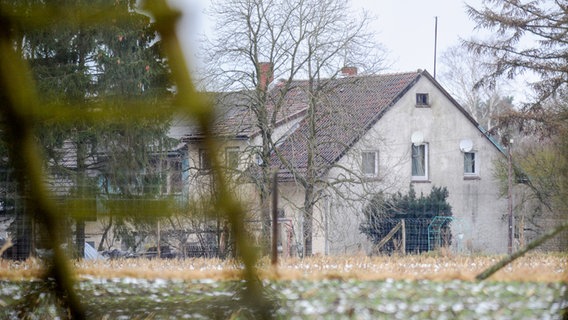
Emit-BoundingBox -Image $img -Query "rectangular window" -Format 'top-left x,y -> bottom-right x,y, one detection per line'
416,93 -> 429,107
225,147 -> 240,169
361,151 -> 378,176
411,144 -> 428,180
464,152 -> 477,175
169,159 -> 183,193
199,149 -> 211,170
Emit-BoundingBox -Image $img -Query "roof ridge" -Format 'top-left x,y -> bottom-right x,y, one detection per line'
281,70 -> 421,85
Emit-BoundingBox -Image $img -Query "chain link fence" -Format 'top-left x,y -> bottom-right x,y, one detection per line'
368,216 -> 470,255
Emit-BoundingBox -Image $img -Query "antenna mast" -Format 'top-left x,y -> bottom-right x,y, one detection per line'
433,16 -> 438,79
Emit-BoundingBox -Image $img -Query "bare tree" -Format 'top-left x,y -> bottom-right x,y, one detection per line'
272,75 -> 407,256
438,44 -> 514,132
203,0 -> 386,255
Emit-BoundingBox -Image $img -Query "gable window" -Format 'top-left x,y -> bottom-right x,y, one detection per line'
225,147 -> 240,169
464,152 -> 477,176
416,93 -> 429,107
199,149 -> 211,170
361,151 -> 378,176
411,144 -> 428,180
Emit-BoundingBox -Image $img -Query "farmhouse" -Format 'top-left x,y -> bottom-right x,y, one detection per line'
0,68 -> 517,258
179,68 -> 512,255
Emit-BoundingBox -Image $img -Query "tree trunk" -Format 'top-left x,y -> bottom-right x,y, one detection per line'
302,184 -> 314,257
75,132 -> 87,259
75,219 -> 85,258
258,121 -> 273,253
97,216 -> 112,251
259,181 -> 271,252
302,207 -> 313,257
10,205 -> 32,260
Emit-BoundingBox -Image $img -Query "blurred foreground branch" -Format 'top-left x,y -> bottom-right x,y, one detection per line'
0,237 -> 12,256
143,0 -> 275,317
476,221 -> 568,281
0,21 -> 85,319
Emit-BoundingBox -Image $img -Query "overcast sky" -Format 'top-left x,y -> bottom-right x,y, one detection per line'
169,0 -> 485,75
350,0 -> 484,73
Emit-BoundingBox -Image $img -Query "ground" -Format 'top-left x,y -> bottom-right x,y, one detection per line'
0,253 -> 566,319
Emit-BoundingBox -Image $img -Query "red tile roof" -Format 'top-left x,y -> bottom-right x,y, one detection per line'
270,71 -> 421,180
184,71 -> 424,180
179,91 -> 255,140
183,70 -> 500,181
182,89 -> 310,140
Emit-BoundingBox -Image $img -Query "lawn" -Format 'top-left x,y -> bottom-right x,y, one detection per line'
0,253 -> 566,319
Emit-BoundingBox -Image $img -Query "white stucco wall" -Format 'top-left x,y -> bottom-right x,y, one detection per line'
375,76 -> 509,254
282,76 -> 510,255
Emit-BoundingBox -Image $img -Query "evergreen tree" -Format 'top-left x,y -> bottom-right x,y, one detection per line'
5,0 -> 172,258
91,1 -> 174,253
465,0 -> 568,105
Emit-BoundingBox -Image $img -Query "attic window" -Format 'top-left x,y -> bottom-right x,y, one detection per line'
416,93 -> 430,107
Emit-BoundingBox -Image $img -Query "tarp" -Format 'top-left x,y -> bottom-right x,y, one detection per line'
84,242 -> 106,260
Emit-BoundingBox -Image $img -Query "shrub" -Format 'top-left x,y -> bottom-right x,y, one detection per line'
360,185 -> 452,253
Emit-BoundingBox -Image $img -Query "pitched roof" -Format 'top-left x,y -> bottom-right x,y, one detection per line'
180,69 -> 502,182
180,91 -> 256,140
271,71 -> 421,180
180,89 -> 309,141
211,91 -> 256,138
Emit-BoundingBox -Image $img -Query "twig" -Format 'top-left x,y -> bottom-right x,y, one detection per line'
476,221 -> 568,281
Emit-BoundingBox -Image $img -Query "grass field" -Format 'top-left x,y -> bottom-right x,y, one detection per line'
0,253 -> 566,319
2,252 -> 566,281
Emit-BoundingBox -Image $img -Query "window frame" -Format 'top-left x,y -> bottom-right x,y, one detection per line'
463,151 -> 479,177
415,93 -> 430,107
199,149 -> 211,170
361,150 -> 379,176
169,158 -> 183,194
225,147 -> 240,170
411,143 -> 429,181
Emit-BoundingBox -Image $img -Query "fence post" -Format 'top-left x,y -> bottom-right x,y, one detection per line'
401,219 -> 406,254
374,220 -> 403,252
157,220 -> 161,258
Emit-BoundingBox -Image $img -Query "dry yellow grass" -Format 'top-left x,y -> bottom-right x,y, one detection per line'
0,253 -> 566,282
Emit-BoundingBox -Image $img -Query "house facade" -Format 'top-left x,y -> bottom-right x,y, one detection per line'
275,71 -> 509,255
1,69 -> 514,259
179,69 -> 512,255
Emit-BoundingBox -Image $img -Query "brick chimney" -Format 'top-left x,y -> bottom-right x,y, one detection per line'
258,62 -> 274,90
341,66 -> 357,77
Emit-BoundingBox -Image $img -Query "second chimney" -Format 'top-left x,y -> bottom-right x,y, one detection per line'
341,66 -> 357,77
258,62 -> 274,90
